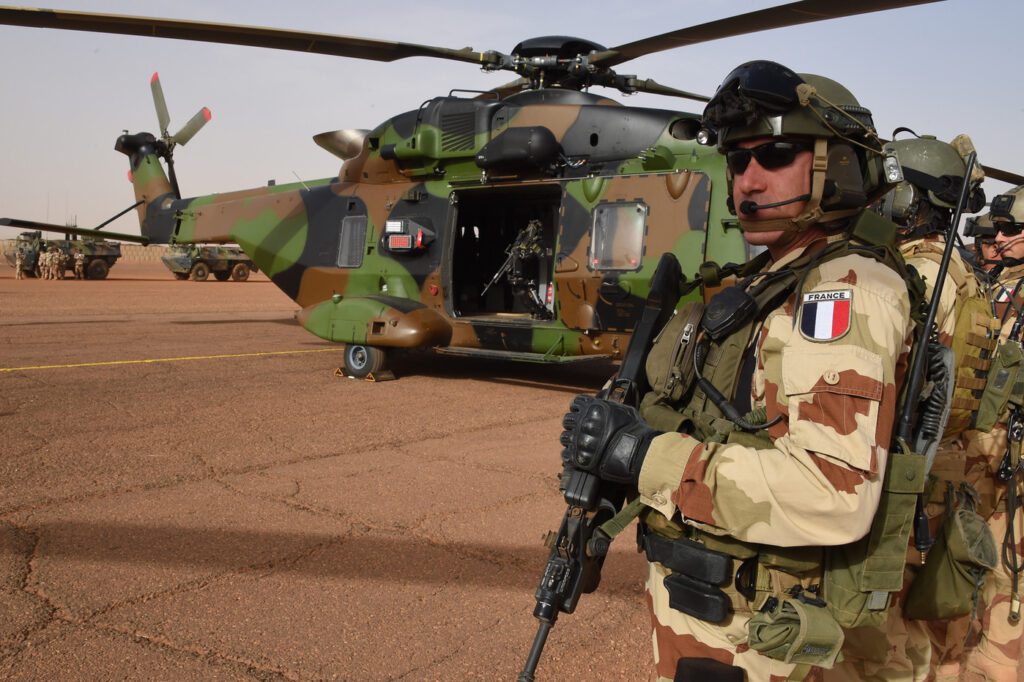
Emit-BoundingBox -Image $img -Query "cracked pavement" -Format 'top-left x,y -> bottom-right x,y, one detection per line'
0,263 -> 650,680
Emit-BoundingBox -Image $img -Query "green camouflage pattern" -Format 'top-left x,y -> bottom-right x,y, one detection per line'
112,90 -> 747,366
160,243 -> 257,280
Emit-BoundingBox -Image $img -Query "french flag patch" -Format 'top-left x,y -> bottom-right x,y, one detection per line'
800,290 -> 853,341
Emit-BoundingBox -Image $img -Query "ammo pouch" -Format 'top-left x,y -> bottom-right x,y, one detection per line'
644,532 -> 733,623
748,595 -> 844,668
975,340 -> 1024,433
904,483 -> 997,620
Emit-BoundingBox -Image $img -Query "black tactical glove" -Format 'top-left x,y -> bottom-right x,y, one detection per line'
560,395 -> 661,486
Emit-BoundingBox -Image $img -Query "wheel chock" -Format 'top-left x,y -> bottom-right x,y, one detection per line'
332,367 -> 397,382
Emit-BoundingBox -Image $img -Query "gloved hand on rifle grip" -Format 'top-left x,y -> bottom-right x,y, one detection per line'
559,395 -> 661,486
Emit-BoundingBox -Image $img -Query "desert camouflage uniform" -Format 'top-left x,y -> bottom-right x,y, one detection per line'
73,251 -> 85,279
56,249 -> 67,279
40,250 -> 51,279
637,240 -> 913,681
946,262 -> 1024,682
14,250 -> 23,279
826,237 -> 981,682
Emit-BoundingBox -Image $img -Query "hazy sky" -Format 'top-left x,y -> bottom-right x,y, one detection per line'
1,0 -> 1020,239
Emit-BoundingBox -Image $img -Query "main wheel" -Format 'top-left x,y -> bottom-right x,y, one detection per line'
343,344 -> 387,379
190,262 -> 210,281
86,259 -> 109,280
230,263 -> 251,282
214,270 -> 231,281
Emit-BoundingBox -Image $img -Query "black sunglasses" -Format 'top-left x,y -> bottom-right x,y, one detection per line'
725,141 -> 813,175
994,219 -> 1024,237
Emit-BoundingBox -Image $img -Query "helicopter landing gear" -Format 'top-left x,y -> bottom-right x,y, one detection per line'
342,344 -> 388,379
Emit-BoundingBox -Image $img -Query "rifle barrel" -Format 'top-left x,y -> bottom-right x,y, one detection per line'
517,621 -> 552,682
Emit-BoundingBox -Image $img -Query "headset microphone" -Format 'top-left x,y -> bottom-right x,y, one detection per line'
738,181 -> 840,216
739,193 -> 811,215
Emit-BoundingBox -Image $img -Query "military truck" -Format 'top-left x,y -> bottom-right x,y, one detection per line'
2,230 -> 122,279
160,244 -> 257,281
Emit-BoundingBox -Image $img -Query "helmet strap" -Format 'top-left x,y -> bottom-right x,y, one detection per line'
739,138 -> 859,233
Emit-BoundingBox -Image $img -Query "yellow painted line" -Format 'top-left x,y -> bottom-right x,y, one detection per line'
1,348 -> 343,373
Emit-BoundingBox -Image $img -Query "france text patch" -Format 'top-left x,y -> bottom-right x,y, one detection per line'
800,290 -> 852,341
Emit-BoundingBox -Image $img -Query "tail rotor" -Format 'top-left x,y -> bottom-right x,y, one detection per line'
148,72 -> 211,196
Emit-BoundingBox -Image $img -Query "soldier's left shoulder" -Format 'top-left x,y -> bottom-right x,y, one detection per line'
807,251 -> 907,298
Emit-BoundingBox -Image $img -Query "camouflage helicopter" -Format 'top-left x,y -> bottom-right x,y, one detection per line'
0,1 -> 943,378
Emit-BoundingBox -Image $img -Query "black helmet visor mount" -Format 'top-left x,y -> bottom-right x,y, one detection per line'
703,60 -> 804,129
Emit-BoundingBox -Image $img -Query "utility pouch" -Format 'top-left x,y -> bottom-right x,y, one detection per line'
701,286 -> 757,341
747,595 -> 844,668
904,483 -> 998,620
823,446 -> 926,628
643,533 -> 731,585
674,657 -> 745,682
663,572 -> 731,624
975,340 -> 1024,432
643,301 -> 705,426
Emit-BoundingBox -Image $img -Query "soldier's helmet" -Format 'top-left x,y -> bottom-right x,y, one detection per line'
878,133 -> 986,237
700,60 -> 888,233
990,185 -> 1024,235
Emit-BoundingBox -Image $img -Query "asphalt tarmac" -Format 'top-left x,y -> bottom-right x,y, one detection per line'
0,262 -> 650,680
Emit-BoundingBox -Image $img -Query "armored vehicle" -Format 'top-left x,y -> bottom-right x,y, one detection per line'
2,230 -> 122,279
160,243 -> 257,281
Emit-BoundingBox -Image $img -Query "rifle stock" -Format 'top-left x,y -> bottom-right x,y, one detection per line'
518,252 -> 683,681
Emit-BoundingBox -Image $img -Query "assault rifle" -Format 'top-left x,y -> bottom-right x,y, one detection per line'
518,252 -> 683,682
897,151 -> 978,557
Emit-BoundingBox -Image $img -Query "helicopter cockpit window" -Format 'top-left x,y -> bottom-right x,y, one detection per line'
337,215 -> 368,268
590,202 -> 648,271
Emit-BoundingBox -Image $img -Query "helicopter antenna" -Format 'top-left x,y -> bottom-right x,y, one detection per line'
291,171 -> 310,192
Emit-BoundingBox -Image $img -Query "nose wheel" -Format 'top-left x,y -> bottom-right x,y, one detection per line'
343,344 -> 388,379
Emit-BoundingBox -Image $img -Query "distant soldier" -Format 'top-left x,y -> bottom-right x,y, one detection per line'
56,248 -> 68,280
39,247 -> 50,279
47,247 -> 58,280
73,250 -> 85,279
14,249 -> 24,279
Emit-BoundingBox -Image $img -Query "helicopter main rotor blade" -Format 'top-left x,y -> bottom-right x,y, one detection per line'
0,217 -> 150,245
171,107 -> 212,147
614,77 -> 710,102
150,72 -> 170,136
0,7 -> 505,67
982,164 -> 1024,187
590,0 -> 944,68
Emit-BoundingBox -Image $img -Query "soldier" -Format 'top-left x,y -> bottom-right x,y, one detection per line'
39,246 -> 50,279
965,213 -> 1000,276
56,247 -> 67,280
73,249 -> 85,279
842,135 -> 995,682
14,248 -> 24,279
557,61 -> 914,680
947,185 -> 1024,682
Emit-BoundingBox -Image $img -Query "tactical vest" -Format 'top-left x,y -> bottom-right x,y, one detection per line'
901,239 -> 999,438
639,210 -> 928,629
